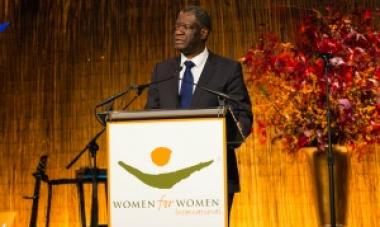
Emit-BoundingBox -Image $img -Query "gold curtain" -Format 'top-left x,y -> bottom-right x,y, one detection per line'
0,0 -> 379,226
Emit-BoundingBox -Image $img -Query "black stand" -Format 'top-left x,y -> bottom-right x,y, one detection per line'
88,141 -> 99,227
66,128 -> 105,227
66,84 -> 147,227
322,54 -> 336,227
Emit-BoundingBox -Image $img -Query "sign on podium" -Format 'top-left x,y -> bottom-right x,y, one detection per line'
106,109 -> 228,227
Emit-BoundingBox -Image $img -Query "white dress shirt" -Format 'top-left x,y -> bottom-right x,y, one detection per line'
178,48 -> 209,93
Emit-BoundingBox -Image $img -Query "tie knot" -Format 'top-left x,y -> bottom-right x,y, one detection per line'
184,61 -> 195,69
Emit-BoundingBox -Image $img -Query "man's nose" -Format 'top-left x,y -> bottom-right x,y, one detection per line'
174,29 -> 184,35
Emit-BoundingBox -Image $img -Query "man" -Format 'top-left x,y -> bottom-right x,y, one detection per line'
145,5 -> 253,222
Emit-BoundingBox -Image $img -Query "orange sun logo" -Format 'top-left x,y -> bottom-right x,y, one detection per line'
150,147 -> 172,166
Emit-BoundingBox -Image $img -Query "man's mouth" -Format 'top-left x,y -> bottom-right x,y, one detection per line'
175,38 -> 185,44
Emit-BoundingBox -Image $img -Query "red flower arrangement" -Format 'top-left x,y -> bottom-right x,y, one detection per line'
241,8 -> 380,156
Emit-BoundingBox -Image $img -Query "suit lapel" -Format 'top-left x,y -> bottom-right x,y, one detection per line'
191,53 -> 216,106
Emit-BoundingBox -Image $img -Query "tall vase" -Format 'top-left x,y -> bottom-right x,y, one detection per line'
302,146 -> 350,227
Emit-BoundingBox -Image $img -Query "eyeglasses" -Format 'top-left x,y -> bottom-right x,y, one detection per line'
174,23 -> 198,31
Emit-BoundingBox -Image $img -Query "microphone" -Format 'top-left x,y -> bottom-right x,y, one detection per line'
179,77 -> 240,103
133,66 -> 182,95
197,83 -> 252,112
96,66 -> 182,108
199,86 -> 240,103
132,75 -> 175,95
134,66 -> 183,94
179,77 -> 249,143
96,85 -> 134,108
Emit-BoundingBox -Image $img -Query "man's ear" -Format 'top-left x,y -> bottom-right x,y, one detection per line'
200,28 -> 209,41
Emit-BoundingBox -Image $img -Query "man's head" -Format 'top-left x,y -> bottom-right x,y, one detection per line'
174,6 -> 211,58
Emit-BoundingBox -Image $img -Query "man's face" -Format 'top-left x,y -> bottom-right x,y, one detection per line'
174,12 -> 208,56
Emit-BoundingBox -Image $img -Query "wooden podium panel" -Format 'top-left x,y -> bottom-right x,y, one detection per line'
107,110 -> 227,227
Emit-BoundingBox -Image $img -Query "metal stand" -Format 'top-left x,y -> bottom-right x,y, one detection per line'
66,129 -> 105,227
88,141 -> 100,227
322,54 -> 336,227
65,82 -> 147,226
44,168 -> 107,227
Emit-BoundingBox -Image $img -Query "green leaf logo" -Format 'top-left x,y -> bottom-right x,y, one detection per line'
118,147 -> 213,189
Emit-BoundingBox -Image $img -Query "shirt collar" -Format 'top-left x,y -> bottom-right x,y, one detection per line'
180,47 -> 209,68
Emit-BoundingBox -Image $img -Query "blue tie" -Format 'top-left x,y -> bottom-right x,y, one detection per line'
179,61 -> 195,108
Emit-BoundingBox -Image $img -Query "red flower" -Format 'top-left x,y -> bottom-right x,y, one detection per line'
273,53 -> 297,73
316,37 -> 343,55
297,134 -> 311,149
375,68 -> 380,80
363,10 -> 372,21
241,8 -> 380,155
343,66 -> 353,83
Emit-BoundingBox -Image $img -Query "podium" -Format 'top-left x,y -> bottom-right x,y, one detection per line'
106,108 -> 228,227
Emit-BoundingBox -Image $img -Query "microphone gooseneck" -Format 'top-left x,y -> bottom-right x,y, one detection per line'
97,68 -> 181,109
178,77 -> 240,103
135,65 -> 182,95
178,77 -> 247,141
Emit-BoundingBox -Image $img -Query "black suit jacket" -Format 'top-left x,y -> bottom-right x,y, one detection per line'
145,52 -> 253,192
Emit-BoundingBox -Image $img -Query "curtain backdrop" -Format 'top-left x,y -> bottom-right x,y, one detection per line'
0,0 -> 379,226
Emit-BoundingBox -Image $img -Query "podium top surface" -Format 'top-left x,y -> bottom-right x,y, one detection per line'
98,108 -> 227,122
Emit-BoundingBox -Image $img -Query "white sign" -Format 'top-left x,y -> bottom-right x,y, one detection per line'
108,118 -> 227,227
